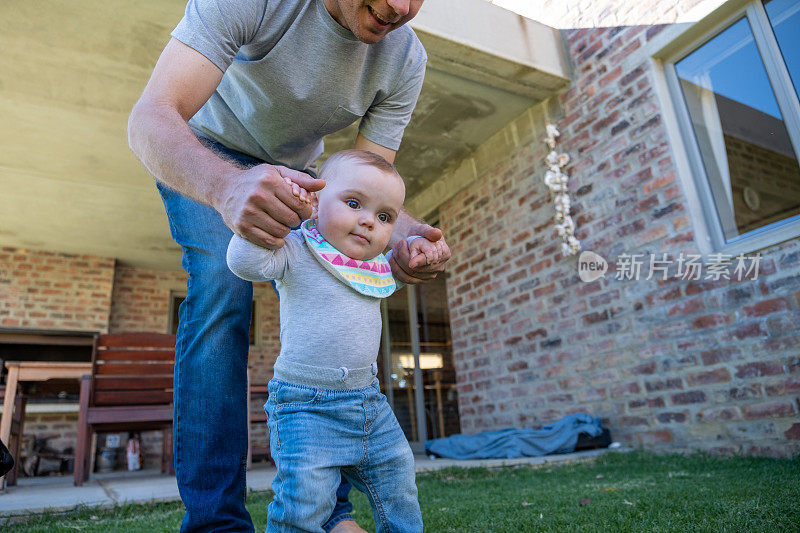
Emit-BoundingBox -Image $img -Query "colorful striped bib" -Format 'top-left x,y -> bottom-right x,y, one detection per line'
302,219 -> 397,299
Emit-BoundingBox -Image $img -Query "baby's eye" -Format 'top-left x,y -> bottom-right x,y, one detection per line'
377,213 -> 390,223
346,200 -> 360,209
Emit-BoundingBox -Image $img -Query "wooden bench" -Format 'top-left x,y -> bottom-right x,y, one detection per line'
247,373 -> 272,468
74,333 -> 175,486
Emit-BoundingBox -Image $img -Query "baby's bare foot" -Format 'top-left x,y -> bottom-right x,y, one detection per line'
330,519 -> 368,533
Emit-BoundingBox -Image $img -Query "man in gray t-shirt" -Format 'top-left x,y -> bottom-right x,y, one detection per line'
128,1 -> 449,532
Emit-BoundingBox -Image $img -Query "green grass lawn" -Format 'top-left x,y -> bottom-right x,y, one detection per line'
5,451 -> 799,532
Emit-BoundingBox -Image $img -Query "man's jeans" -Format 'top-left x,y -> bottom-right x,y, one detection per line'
266,378 -> 422,533
157,140 -> 354,532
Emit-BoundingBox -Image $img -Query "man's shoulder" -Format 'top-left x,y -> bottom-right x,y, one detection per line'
379,25 -> 427,63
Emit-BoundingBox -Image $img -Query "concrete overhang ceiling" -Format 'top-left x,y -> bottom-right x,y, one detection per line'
0,0 -> 570,270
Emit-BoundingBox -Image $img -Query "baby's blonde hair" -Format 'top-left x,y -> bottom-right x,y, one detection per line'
319,149 -> 402,184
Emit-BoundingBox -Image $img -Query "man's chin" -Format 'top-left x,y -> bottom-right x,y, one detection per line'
354,30 -> 389,44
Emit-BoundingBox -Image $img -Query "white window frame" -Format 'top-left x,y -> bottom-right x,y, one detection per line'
648,0 -> 800,255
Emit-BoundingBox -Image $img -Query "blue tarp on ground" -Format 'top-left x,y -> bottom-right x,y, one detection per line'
425,413 -> 603,460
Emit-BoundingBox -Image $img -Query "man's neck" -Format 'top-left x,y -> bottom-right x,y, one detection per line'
322,0 -> 346,28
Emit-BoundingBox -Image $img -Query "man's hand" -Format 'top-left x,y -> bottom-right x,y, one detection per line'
389,223 -> 450,284
217,164 -> 325,249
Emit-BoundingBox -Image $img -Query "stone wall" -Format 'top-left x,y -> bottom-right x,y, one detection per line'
442,1 -> 800,457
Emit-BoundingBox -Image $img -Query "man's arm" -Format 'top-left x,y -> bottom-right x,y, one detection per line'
354,133 -> 451,283
128,38 -> 323,249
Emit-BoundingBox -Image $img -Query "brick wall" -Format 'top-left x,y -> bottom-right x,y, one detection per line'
0,247 -> 115,331
109,266 -> 281,383
2,257 -> 281,472
442,1 -> 800,457
108,266 -> 187,333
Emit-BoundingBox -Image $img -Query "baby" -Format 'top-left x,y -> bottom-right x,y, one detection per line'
227,149 -> 441,532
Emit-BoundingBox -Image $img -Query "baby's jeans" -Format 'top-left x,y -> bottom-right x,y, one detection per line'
265,372 -> 422,533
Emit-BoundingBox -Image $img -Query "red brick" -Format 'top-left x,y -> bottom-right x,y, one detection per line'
598,66 -> 623,88
696,407 -> 742,422
785,423 -> 800,440
620,65 -> 646,86
671,390 -> 706,405
620,416 -> 649,427
559,376 -> 587,390
631,362 -> 657,375
743,297 -> 792,318
642,170 -> 676,194
700,347 -> 740,366
645,286 -> 682,306
647,397 -> 666,408
723,385 -> 763,401
764,378 -> 800,396
610,382 -> 641,397
656,411 -> 688,424
687,368 -> 730,386
691,314 -> 729,329
577,40 -> 603,63
735,362 -> 784,379
645,378 -> 683,392
637,430 -> 673,445
507,360 -> 528,372
742,401 -> 796,420
724,322 -> 767,341
592,111 -> 620,134
667,297 -> 705,317
579,387 -> 608,402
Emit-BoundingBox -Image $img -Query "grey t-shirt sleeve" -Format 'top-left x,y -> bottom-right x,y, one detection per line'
359,52 -> 427,150
227,232 -> 301,281
171,0 -> 267,71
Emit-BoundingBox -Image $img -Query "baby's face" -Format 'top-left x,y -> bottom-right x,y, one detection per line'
315,162 -> 405,260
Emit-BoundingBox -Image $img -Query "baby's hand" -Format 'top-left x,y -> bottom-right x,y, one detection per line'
283,177 -> 315,204
283,177 -> 318,218
408,236 -> 445,267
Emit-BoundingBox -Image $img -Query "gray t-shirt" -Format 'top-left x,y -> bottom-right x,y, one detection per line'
172,0 -> 427,171
227,230 -> 384,370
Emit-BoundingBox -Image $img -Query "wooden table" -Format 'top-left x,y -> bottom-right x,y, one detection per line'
1,361 -> 92,487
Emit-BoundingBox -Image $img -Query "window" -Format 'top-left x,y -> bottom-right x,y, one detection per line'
169,294 -> 258,346
664,0 -> 800,254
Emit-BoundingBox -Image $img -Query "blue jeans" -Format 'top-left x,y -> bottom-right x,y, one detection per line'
266,378 -> 422,533
157,139 -> 354,532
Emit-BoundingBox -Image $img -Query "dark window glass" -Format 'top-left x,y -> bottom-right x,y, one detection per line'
764,0 -> 800,97
676,16 -> 800,240
378,275 -> 460,441
416,274 -> 460,440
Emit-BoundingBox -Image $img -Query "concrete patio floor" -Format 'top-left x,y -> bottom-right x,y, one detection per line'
0,448 -> 614,520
